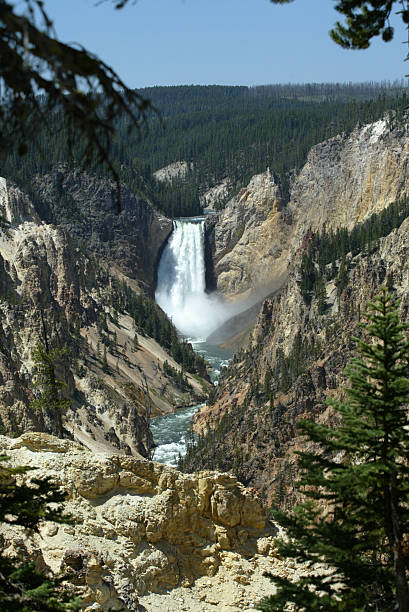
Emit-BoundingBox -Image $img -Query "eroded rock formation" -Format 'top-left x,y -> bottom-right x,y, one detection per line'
32,167 -> 173,288
0,177 -> 207,453
188,117 -> 409,505
188,215 -> 409,504
0,432 -> 276,611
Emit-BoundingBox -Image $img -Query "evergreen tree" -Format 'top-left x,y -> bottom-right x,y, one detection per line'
31,342 -> 70,438
314,274 -> 327,314
336,255 -> 348,299
102,346 -> 109,373
257,289 -> 409,611
270,1 -> 408,56
0,456 -> 81,610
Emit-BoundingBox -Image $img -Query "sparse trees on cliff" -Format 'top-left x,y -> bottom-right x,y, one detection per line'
31,340 -> 70,439
257,289 -> 409,611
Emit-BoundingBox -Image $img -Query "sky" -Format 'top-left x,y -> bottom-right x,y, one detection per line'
46,0 -> 407,88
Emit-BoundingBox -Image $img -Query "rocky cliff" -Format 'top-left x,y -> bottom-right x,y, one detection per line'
0,177 -> 207,455
186,214 -> 409,504
186,116 -> 409,505
0,432 -> 303,611
206,169 -> 289,300
206,118 -> 409,302
32,167 -> 173,289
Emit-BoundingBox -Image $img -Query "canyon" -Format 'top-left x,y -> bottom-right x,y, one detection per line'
0,175 -> 208,457
1,110 -> 409,609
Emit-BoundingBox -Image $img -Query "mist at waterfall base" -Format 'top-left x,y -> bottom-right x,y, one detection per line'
152,218 -> 234,465
155,218 -> 238,340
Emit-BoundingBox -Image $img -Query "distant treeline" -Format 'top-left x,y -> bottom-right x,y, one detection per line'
2,83 -> 408,218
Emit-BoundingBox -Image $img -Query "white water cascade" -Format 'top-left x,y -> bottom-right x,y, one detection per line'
155,218 -> 230,340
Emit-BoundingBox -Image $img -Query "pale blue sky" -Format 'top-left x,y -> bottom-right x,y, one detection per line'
47,0 -> 407,87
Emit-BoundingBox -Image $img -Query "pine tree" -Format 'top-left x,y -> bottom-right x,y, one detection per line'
102,346 -> 109,373
0,456 -> 81,610
314,274 -> 327,314
31,342 -> 70,438
257,289 -> 409,611
336,255 -> 348,300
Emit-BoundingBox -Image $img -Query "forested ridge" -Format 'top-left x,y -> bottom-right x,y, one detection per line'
2,82 -> 408,217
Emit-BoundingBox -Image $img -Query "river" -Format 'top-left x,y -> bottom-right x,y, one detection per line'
150,340 -> 232,466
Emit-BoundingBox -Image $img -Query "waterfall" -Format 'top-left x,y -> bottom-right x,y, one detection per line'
155,218 -> 230,339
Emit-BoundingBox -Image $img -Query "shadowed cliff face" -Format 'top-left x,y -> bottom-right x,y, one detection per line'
206,118 -> 409,302
32,167 -> 173,289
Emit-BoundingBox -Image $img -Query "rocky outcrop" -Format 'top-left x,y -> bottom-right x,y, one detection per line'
32,167 -> 172,289
207,169 -> 289,300
0,432 -> 278,611
207,118 -> 409,301
200,178 -> 232,211
288,118 -> 409,246
153,161 -> 193,183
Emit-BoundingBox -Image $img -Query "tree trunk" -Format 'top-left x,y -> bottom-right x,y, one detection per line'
390,477 -> 409,612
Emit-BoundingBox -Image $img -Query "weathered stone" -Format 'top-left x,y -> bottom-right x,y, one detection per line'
0,432 -> 271,611
0,176 -> 207,452
191,117 -> 409,507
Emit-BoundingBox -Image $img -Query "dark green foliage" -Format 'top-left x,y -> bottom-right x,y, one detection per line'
330,1 -> 397,50
257,289 -> 409,611
314,273 -> 327,314
0,456 -> 81,611
2,84 -> 408,218
102,346 -> 109,374
264,369 -> 272,397
336,255 -> 349,298
31,342 -> 70,438
0,1 -> 152,210
271,1 -> 404,53
108,277 -> 208,378
274,332 -> 321,393
299,250 -> 316,299
162,360 -> 191,391
299,197 -> 409,299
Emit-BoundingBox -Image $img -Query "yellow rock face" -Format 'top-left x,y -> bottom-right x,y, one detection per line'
211,119 -> 409,301
0,432 -> 273,610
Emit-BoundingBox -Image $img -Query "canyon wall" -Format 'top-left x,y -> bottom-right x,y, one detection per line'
206,118 -> 409,302
0,178 -> 207,454
33,167 -> 173,288
187,116 -> 409,505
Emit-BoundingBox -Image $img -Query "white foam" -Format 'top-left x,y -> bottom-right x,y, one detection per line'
156,219 -> 236,339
